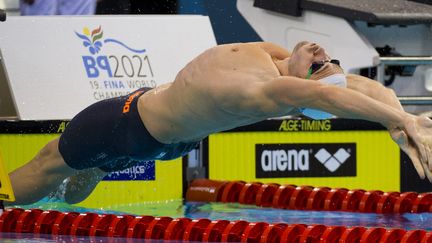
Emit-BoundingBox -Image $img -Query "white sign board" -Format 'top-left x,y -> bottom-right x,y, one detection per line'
0,16 -> 216,120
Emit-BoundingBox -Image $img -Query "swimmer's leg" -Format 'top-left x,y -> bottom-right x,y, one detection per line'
8,138 -> 77,205
64,167 -> 107,204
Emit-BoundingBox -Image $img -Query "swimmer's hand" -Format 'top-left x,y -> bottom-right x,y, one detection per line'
390,116 -> 432,182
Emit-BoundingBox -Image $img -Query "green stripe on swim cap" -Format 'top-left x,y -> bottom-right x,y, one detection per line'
305,68 -> 312,79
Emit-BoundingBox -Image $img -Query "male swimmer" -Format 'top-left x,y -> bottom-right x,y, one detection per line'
8,41 -> 432,205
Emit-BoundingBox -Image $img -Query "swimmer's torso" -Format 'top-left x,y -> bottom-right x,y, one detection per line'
138,42 -> 294,143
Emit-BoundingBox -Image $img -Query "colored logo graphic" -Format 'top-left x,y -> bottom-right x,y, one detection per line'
75,26 -> 146,55
75,26 -> 103,54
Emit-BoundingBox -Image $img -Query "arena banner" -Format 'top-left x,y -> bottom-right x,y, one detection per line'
0,120 -> 183,208
208,119 -> 401,192
0,15 -> 216,120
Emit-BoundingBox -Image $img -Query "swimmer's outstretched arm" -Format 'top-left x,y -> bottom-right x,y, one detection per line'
346,74 -> 403,111
64,167 -> 107,204
345,74 -> 432,180
257,76 -> 405,127
252,76 -> 432,180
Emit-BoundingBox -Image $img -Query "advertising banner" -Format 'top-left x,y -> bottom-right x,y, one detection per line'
208,119 -> 401,192
0,16 -> 216,120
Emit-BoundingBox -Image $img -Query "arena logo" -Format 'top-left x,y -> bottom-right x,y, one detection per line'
256,143 -> 356,178
314,148 -> 351,172
75,26 -> 156,100
260,149 -> 310,172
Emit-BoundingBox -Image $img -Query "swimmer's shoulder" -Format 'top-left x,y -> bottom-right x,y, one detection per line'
208,41 -> 286,50
256,42 -> 291,60
196,42 -> 286,68
196,43 -> 262,62
207,42 -> 278,57
219,42 -> 290,59
208,42 -> 266,52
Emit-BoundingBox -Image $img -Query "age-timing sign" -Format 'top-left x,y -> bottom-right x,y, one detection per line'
256,143 -> 357,178
0,16 -> 216,120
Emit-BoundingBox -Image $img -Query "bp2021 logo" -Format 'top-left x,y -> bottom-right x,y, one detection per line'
75,26 -> 156,100
256,143 -> 356,178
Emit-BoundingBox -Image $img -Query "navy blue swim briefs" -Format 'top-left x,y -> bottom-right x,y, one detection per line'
58,87 -> 199,172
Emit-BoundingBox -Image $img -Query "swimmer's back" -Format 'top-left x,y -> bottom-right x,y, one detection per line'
138,42 -> 291,144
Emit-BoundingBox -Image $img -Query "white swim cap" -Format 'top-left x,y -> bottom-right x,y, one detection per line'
300,71 -> 347,120
319,73 -> 347,88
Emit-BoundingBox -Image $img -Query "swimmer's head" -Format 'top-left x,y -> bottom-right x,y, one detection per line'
285,41 -> 331,78
299,59 -> 346,120
308,59 -> 346,87
307,59 -> 343,79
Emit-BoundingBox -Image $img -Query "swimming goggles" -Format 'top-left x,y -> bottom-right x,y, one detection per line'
305,59 -> 340,79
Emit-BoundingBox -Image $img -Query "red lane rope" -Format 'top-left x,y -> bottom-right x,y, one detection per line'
186,179 -> 432,214
0,208 -> 430,242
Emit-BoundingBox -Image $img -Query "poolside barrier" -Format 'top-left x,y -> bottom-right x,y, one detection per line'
0,208 -> 430,242
186,179 -> 432,214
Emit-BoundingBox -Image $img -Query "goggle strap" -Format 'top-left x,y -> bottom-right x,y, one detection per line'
305,68 -> 312,79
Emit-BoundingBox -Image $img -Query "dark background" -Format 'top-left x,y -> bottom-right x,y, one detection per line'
96,0 -> 262,44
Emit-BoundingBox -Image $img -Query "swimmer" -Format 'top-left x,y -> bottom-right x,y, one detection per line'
8,41 -> 432,205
